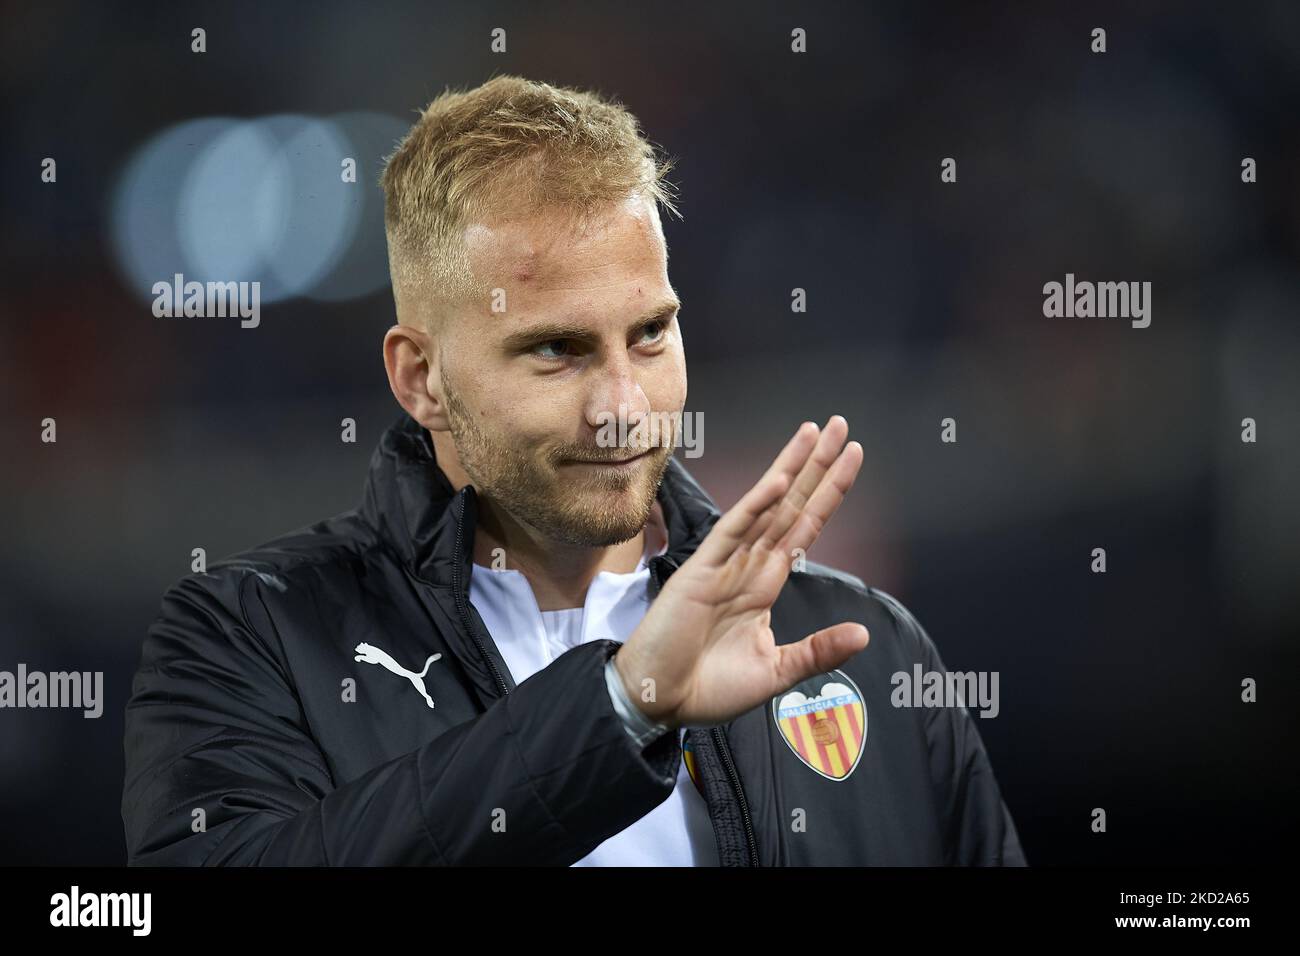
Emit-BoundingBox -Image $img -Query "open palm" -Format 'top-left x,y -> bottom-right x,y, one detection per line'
615,416 -> 868,727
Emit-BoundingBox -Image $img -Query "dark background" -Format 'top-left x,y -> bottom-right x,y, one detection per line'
1,0 -> 1297,865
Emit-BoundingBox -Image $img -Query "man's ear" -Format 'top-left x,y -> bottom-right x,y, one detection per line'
383,322 -> 449,431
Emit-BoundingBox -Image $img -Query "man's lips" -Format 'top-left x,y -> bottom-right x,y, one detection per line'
560,448 -> 654,467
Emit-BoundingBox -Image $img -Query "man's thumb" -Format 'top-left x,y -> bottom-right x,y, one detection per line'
776,623 -> 869,690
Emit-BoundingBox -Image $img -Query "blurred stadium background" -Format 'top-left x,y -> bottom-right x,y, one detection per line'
1,0 -> 1297,864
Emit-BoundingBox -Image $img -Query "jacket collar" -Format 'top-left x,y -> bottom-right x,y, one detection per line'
359,411 -> 721,590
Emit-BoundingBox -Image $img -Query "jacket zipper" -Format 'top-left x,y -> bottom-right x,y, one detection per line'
652,555 -> 760,867
452,492 -> 510,697
713,726 -> 760,866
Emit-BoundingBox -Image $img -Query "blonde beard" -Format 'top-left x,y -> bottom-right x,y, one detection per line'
441,373 -> 673,547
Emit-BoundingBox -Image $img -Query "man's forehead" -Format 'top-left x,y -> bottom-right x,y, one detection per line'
462,194 -> 664,292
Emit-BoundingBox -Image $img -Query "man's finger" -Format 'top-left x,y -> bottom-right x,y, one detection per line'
779,440 -> 864,556
693,422 -> 818,565
757,416 -> 849,551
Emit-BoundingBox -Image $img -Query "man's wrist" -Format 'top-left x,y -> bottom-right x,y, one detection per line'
604,655 -> 670,748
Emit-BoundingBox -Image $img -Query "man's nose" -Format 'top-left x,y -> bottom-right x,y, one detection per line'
584,355 -> 650,435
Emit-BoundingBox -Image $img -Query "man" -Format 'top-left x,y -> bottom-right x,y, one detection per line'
121,75 -> 1026,866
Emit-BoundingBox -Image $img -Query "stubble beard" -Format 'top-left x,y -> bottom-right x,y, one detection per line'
441,373 -> 674,548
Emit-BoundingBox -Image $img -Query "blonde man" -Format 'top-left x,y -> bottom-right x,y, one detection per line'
123,75 -> 1025,866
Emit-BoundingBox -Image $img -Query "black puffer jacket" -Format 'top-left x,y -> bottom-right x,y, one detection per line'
121,412 -> 1027,866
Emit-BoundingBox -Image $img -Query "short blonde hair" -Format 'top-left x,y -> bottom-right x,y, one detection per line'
379,74 -> 681,326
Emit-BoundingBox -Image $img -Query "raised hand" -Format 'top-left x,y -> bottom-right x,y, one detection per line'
613,416 -> 868,728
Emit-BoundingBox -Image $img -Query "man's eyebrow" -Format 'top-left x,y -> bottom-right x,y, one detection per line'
633,297 -> 682,324
499,298 -> 681,350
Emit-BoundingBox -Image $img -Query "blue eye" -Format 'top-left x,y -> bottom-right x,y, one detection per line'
533,339 -> 571,359
639,321 -> 666,344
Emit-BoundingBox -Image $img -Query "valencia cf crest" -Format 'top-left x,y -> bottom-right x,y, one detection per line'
772,671 -> 867,781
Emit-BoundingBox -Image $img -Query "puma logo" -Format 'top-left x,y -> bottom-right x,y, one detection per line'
353,642 -> 442,709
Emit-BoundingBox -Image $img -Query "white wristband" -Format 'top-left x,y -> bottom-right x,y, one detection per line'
604,656 -> 670,748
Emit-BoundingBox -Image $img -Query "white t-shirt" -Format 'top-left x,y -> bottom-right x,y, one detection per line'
466,519 -> 719,866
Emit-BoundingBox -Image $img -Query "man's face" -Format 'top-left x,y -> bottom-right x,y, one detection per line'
436,192 -> 686,548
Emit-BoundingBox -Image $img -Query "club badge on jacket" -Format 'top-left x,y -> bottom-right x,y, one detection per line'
772,671 -> 866,781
